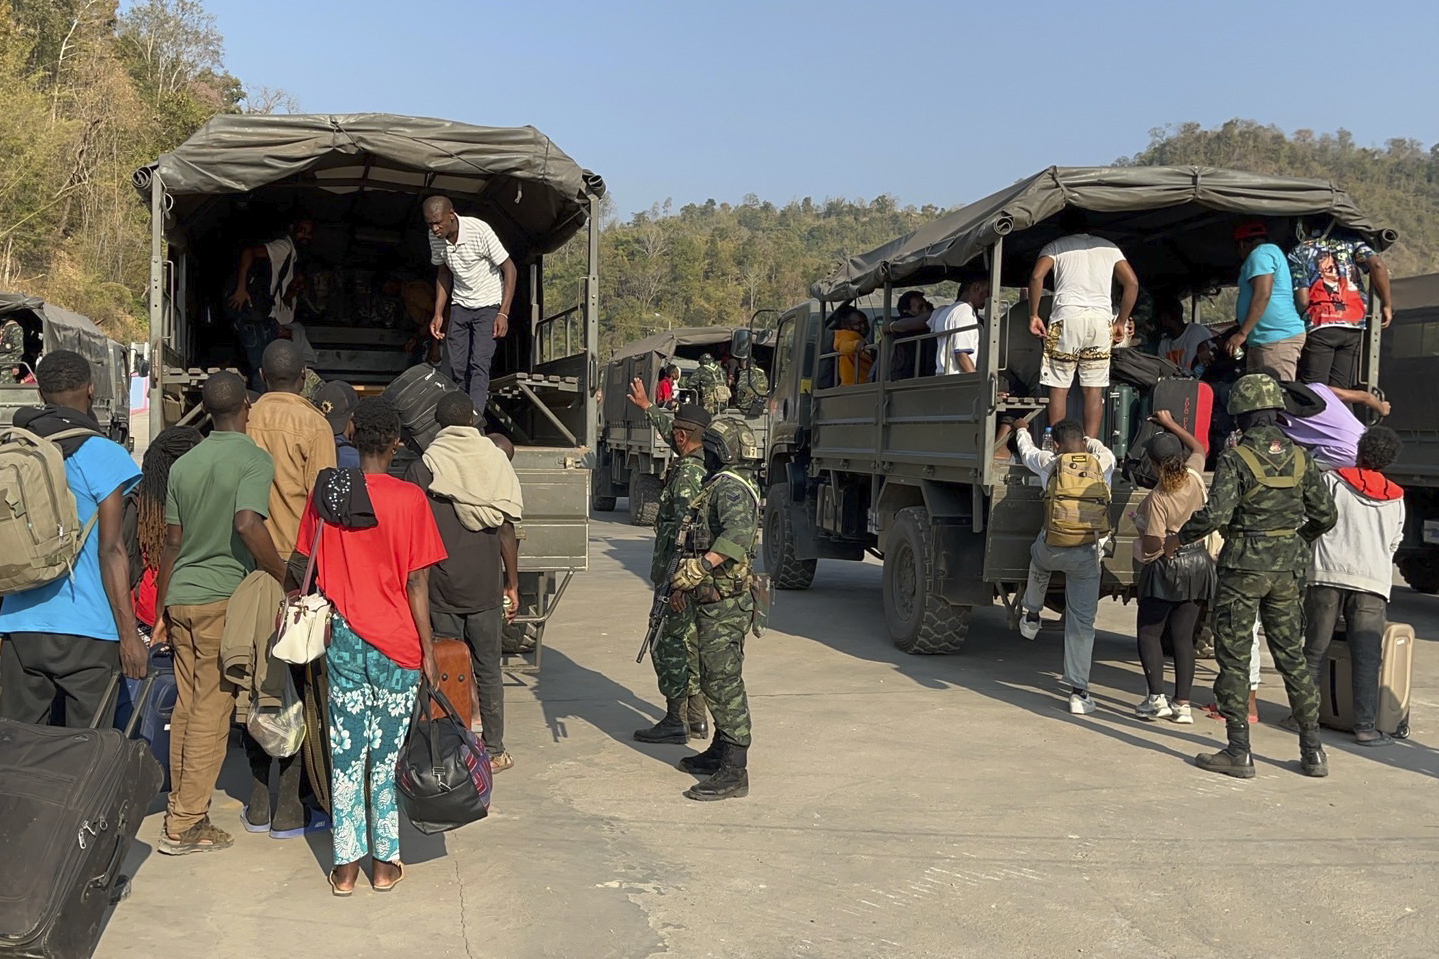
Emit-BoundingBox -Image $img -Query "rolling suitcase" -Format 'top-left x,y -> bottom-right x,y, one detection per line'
428,636 -> 476,731
113,645 -> 177,791
1319,622 -> 1413,738
1149,377 -> 1213,455
0,674 -> 163,959
383,364 -> 464,453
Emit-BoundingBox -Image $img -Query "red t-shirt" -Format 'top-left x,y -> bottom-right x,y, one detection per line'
297,474 -> 447,668
655,377 -> 674,404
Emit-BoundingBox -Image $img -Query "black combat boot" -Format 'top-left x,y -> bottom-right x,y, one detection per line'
634,699 -> 689,744
1299,725 -> 1329,778
1196,723 -> 1256,779
683,744 -> 749,801
677,735 -> 723,775
686,694 -> 709,740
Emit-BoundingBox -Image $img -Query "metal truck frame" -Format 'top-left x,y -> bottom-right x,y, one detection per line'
763,166 -> 1396,654
135,114 -> 605,670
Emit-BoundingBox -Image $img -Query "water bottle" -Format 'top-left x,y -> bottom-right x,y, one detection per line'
1041,427 -> 1054,452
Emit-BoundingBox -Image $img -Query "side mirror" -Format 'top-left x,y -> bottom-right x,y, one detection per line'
730,327 -> 752,361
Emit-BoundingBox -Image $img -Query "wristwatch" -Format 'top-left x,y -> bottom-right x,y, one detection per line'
701,556 -> 715,572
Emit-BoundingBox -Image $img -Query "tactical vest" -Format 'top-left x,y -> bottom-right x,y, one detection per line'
1227,443 -> 1308,538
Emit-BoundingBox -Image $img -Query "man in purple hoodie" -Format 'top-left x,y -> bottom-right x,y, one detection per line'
1285,427 -> 1406,744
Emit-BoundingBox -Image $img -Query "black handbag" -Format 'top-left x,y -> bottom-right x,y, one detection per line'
394,679 -> 492,835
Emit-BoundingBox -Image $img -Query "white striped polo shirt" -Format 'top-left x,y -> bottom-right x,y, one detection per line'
428,215 -> 510,309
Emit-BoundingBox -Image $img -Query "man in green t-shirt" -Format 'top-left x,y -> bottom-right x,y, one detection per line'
154,371 -> 286,855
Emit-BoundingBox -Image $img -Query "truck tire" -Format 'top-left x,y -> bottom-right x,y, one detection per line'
763,482 -> 816,590
592,466 -> 617,512
882,506 -> 970,655
1399,552 -> 1439,594
629,471 -> 662,527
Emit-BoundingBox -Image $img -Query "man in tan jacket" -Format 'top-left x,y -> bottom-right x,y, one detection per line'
243,338 -> 336,838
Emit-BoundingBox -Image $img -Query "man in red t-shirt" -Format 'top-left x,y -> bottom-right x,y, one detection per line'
654,364 -> 679,407
297,398 -> 445,895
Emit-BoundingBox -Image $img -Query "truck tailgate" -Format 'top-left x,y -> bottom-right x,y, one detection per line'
513,447 -> 590,572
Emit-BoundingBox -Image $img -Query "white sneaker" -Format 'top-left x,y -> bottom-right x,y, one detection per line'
1019,611 -> 1042,640
1168,702 -> 1193,724
1069,690 -> 1096,715
1134,694 -> 1172,721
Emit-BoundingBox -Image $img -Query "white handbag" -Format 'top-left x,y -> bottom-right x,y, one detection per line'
272,522 -> 332,666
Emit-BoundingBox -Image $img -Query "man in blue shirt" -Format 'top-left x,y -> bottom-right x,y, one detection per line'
0,351 -> 145,726
1225,222 -> 1307,380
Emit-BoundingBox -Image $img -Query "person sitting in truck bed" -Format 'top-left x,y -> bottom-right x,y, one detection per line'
930,277 -> 987,375
882,291 -> 937,381
1154,296 -> 1215,374
831,306 -> 874,385
655,365 -> 680,407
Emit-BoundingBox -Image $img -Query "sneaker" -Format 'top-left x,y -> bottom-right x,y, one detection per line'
489,750 -> 514,773
1019,610 -> 1042,640
1069,690 -> 1096,715
1134,694 -> 1172,721
1168,702 -> 1193,724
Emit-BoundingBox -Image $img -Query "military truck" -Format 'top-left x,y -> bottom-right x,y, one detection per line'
0,292 -> 131,448
594,326 -> 774,524
1384,273 -> 1439,593
761,165 -> 1395,653
135,113 -> 605,668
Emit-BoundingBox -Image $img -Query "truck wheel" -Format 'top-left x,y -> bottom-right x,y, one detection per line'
883,506 -> 970,655
592,468 -> 617,512
763,482 -> 816,590
629,472 -> 662,527
1399,553 -> 1439,594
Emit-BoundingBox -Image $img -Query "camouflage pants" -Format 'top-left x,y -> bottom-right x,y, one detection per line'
1212,569 -> 1319,729
695,592 -> 753,748
651,600 -> 700,701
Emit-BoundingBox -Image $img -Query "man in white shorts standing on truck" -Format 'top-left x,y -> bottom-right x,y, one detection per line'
424,195 -> 518,420
1028,214 -> 1139,438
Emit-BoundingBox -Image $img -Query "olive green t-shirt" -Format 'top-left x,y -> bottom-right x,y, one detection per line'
164,431 -> 276,607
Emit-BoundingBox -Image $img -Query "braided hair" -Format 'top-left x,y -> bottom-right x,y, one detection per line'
137,427 -> 203,568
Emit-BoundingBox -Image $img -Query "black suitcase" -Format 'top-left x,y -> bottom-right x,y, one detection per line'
383,364 -> 464,453
0,675 -> 163,959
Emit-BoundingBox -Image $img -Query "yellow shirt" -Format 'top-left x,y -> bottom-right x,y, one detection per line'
835,329 -> 873,385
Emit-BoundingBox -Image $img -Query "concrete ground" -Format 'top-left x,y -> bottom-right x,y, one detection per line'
98,511 -> 1439,959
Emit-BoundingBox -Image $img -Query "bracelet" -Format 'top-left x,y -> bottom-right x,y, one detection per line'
497,311 -> 509,318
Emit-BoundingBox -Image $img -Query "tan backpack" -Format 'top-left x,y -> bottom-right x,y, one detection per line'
0,426 -> 100,595
1044,451 -> 1111,547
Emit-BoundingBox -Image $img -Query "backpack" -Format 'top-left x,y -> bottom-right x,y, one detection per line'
0,426 -> 100,595
1044,451 -> 1111,547
1109,348 -> 1189,390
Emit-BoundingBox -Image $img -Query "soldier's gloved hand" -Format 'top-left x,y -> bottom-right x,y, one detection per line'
671,557 -> 709,591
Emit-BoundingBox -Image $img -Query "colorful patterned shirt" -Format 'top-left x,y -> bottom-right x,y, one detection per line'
1287,236 -> 1376,331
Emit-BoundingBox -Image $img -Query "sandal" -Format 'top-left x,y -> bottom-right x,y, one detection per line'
328,870 -> 356,897
372,860 -> 405,892
158,819 -> 234,856
1356,732 -> 1395,747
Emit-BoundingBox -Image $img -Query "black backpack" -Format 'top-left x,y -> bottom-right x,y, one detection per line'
1110,348 -> 1189,390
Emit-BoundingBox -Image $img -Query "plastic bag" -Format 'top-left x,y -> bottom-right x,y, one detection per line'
247,669 -> 306,758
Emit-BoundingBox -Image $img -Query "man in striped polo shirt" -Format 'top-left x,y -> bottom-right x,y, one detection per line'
424,196 -> 518,417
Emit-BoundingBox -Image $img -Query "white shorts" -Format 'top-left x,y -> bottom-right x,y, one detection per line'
1040,310 -> 1112,389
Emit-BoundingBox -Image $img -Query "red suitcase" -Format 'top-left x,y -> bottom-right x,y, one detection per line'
1150,377 -> 1214,455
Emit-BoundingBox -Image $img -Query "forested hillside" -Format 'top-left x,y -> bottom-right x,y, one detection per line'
2,2 -> 1436,351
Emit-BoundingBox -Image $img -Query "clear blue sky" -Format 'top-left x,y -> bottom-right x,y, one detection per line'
205,0 -> 1439,219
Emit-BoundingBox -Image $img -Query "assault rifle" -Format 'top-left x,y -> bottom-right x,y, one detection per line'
636,507 -> 700,663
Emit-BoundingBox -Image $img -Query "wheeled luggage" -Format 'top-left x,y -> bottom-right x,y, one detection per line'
428,636 -> 475,730
383,364 -> 464,453
0,675 -> 163,959
1319,622 -> 1413,738
113,645 -> 177,791
1125,376 -> 1215,487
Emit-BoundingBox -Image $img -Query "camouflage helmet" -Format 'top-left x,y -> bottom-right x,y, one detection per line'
698,352 -> 715,365
1227,373 -> 1286,415
703,416 -> 762,465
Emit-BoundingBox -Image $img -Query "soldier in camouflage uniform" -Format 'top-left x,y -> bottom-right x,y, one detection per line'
625,376 -> 711,744
670,416 -> 762,801
1171,373 -> 1337,779
0,319 -> 25,383
685,353 -> 729,415
732,357 -> 768,410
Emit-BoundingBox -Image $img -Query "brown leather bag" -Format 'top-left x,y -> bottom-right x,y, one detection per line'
428,637 -> 475,729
